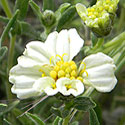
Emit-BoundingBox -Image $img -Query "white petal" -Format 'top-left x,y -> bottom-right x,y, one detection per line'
56,29 -> 70,61
56,78 -> 84,96
9,65 -> 41,88
80,53 -> 117,92
34,77 -> 58,96
68,29 -> 84,60
11,85 -> 42,99
45,31 -> 58,57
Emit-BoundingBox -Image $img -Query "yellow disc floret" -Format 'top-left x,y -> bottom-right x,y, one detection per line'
58,70 -> 65,78
50,70 -> 57,79
47,54 -> 88,83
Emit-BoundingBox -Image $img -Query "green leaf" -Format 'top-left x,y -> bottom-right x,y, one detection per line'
3,118 -> 12,125
55,3 -> 71,20
53,116 -> 62,125
91,33 -> 98,47
29,0 -> 42,22
0,16 -> 9,24
26,112 -> 45,125
12,108 -> 33,125
43,0 -> 55,11
70,121 -> 79,125
0,9 -> 20,47
19,21 -> 42,40
0,100 -> 20,117
0,103 -> 7,112
89,108 -> 100,125
51,107 -> 62,118
0,46 -> 8,61
57,6 -> 76,31
73,97 -> 96,111
51,106 -> 70,118
14,0 -> 29,20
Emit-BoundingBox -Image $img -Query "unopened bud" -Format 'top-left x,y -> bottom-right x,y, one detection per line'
41,10 -> 56,27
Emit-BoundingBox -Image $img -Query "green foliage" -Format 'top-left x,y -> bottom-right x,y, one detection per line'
0,100 -> 20,117
0,46 -> 8,61
57,6 -> 76,31
0,9 -> 19,47
0,0 -> 125,124
14,0 -> 29,20
89,108 -> 100,125
53,116 -> 62,125
73,97 -> 96,111
26,112 -> 45,125
43,0 -> 55,11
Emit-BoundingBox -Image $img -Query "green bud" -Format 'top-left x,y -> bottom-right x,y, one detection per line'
76,0 -> 119,37
41,10 -> 56,27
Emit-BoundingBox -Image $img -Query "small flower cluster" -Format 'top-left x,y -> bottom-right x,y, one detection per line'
76,0 -> 119,37
9,29 -> 117,99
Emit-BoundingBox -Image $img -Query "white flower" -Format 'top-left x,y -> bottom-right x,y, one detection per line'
9,28 -> 117,99
9,29 -> 84,99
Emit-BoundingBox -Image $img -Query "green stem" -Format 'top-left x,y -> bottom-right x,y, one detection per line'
5,34 -> 16,99
115,57 -> 125,73
92,38 -> 104,51
69,87 -> 94,123
104,32 -> 125,48
115,49 -> 125,66
117,7 -> 125,32
7,35 -> 16,73
0,0 -> 12,18
62,115 -> 70,125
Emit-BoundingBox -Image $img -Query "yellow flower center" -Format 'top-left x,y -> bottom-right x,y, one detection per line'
49,54 -> 88,82
39,54 -> 88,90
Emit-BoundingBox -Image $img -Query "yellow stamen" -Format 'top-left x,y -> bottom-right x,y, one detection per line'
65,84 -> 72,90
70,64 -> 77,70
80,62 -> 86,71
49,56 -> 54,64
77,76 -> 83,82
42,73 -> 45,77
50,70 -> 57,79
70,76 -> 75,80
51,83 -> 56,89
56,54 -> 64,62
58,70 -> 65,78
70,70 -> 77,77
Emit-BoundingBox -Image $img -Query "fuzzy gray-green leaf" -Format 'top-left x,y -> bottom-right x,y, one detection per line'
89,108 -> 100,125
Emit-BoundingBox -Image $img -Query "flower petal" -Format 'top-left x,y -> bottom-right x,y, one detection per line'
56,78 -> 84,96
45,31 -> 58,57
9,64 -> 41,88
68,28 -> 84,60
11,85 -> 42,99
34,77 -> 58,96
80,52 -> 117,92
56,29 -> 70,61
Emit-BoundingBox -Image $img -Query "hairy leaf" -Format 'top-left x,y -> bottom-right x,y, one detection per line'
57,6 -> 76,31
14,0 -> 29,20
89,108 -> 100,125
26,112 -> 45,125
73,97 -> 96,111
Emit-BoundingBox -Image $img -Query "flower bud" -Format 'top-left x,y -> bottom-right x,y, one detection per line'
76,0 -> 119,37
41,10 -> 56,27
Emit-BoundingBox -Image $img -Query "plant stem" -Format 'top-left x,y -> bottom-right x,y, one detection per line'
115,57 -> 125,73
115,49 -> 125,66
92,38 -> 104,50
69,87 -> 94,123
104,32 -> 125,48
7,35 -> 16,73
0,0 -> 12,18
